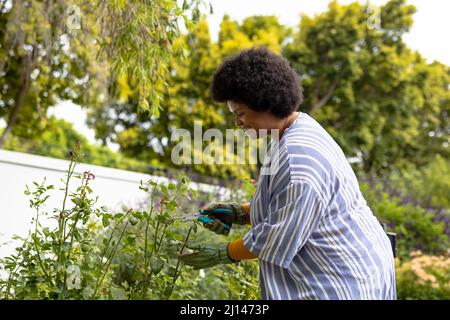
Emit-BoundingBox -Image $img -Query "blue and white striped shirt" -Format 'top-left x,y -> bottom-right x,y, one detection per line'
242,112 -> 396,300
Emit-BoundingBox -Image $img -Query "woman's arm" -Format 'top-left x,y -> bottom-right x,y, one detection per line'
228,238 -> 258,260
225,203 -> 257,261
241,202 -> 251,225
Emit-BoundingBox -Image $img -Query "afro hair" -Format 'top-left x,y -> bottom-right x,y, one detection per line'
210,46 -> 303,118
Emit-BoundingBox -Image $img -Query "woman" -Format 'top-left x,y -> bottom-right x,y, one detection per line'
179,47 -> 396,300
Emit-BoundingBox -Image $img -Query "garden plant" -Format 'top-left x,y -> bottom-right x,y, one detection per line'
0,143 -> 202,299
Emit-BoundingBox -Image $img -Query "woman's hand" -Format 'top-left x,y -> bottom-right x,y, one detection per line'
178,242 -> 237,270
201,202 -> 247,235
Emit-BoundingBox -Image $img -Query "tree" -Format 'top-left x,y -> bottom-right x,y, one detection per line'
85,15 -> 292,180
0,0 -> 203,147
93,0 -> 204,115
0,0 -> 102,147
85,18 -> 247,179
218,14 -> 290,56
1,115 -> 167,174
284,0 -> 449,174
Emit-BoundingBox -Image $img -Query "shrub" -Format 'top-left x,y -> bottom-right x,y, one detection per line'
0,143 -> 261,300
0,143 -> 198,299
396,250 -> 450,300
389,155 -> 450,210
361,182 -> 449,258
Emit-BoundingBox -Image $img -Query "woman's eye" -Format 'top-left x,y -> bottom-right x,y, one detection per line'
237,113 -> 244,117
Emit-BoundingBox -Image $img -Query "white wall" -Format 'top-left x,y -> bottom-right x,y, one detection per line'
0,149 -> 229,260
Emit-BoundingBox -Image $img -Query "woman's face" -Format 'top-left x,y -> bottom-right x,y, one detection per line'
227,101 -> 281,139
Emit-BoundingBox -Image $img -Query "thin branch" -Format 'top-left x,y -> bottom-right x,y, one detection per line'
311,78 -> 339,112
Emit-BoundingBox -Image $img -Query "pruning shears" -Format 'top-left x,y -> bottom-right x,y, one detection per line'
174,208 -> 233,232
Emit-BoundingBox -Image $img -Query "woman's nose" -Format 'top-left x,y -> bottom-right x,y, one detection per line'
235,117 -> 243,127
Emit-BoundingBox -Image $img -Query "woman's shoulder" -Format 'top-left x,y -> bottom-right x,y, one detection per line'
271,114 -> 338,192
283,112 -> 332,145
282,113 -> 345,165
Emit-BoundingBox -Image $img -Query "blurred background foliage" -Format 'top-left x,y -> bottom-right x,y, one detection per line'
0,0 -> 449,299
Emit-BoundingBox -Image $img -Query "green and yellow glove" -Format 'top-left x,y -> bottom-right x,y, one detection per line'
178,242 -> 237,270
202,202 -> 247,235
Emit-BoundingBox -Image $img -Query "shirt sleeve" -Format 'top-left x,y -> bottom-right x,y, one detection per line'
242,181 -> 326,269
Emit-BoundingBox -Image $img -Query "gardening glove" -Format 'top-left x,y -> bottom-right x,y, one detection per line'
202,202 -> 247,236
178,242 -> 237,270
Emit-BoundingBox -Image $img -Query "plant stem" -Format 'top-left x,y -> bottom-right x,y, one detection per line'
62,185 -> 87,244
141,221 -> 154,297
60,160 -> 75,240
156,225 -> 168,252
165,226 -> 193,299
62,177 -> 90,292
56,158 -> 76,286
2,234 -> 30,299
32,207 -> 52,285
153,221 -> 161,255
91,209 -> 133,299
141,186 -> 157,299
154,185 -> 179,254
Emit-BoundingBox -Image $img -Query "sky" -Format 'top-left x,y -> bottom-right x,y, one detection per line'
3,0 -> 449,149
206,0 -> 450,65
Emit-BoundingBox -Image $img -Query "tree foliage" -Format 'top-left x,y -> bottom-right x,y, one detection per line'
1,0 -> 448,180
0,0 -> 203,147
284,0 -> 449,174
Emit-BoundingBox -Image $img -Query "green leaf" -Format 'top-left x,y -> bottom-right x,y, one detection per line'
62,242 -> 72,252
82,287 -> 94,300
129,217 -> 138,226
167,266 -> 177,278
139,183 -> 149,192
41,243 -> 51,251
148,180 -> 158,188
81,243 -> 90,253
125,234 -> 137,246
114,213 -> 124,220
156,213 -> 174,225
102,214 -> 112,227
110,285 -> 127,300
149,256 -> 164,275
